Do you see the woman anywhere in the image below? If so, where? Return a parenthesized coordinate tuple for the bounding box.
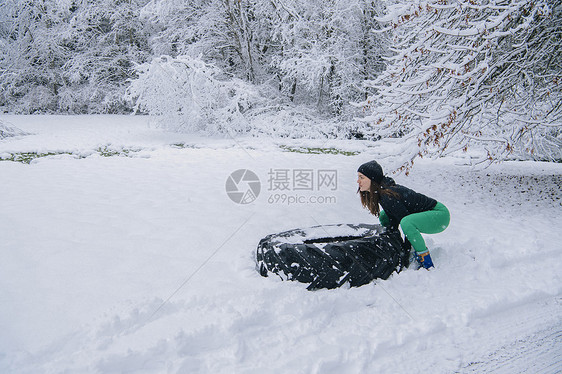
(357, 160, 450, 269)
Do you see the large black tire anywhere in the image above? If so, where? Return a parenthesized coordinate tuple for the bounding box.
(256, 223, 410, 290)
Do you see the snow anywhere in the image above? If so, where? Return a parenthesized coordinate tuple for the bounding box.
(1, 115, 561, 373)
(268, 224, 374, 245)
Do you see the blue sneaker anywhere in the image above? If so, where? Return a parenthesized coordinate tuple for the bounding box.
(415, 251, 434, 269)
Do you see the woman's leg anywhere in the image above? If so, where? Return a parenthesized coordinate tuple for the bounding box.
(399, 202, 450, 253)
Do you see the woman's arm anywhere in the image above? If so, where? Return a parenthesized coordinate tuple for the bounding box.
(379, 210, 390, 227)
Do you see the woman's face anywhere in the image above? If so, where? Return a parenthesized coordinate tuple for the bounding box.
(357, 172, 371, 192)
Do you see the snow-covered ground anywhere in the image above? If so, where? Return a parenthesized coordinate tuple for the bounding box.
(1, 115, 561, 373)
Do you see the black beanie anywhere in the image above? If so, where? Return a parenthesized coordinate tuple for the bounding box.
(357, 160, 384, 184)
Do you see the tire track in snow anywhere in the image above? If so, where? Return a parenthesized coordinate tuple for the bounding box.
(460, 327, 561, 373)
(457, 297, 562, 374)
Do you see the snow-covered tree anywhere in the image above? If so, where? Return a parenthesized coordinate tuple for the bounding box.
(359, 0, 562, 167)
(0, 0, 151, 113)
(271, 0, 386, 115)
(59, 0, 152, 113)
(126, 55, 262, 133)
(0, 0, 70, 112)
(139, 0, 387, 117)
(140, 0, 212, 57)
(140, 0, 275, 84)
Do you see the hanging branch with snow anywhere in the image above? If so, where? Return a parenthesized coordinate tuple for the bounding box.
(359, 0, 561, 168)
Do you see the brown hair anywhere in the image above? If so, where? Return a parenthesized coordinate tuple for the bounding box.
(358, 181, 399, 216)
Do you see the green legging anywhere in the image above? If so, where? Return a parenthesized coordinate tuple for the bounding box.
(380, 202, 450, 253)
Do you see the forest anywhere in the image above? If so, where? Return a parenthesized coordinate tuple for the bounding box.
(1, 0, 560, 163)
